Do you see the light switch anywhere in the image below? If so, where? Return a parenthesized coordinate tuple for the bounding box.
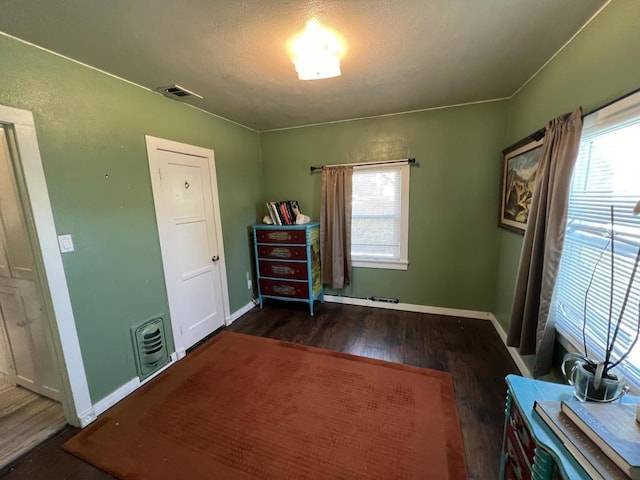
(58, 234, 75, 253)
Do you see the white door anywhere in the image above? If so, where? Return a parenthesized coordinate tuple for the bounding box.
(146, 136, 229, 353)
(0, 126, 61, 401)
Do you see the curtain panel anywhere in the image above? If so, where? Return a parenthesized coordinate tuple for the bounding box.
(320, 166, 353, 289)
(507, 108, 583, 377)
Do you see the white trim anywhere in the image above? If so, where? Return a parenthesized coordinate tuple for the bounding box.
(324, 295, 493, 320)
(0, 104, 92, 427)
(351, 163, 410, 269)
(352, 260, 408, 270)
(325, 295, 532, 377)
(0, 32, 257, 134)
(226, 299, 258, 325)
(92, 352, 179, 418)
(488, 314, 532, 378)
(91, 377, 138, 418)
(145, 135, 231, 354)
(510, 0, 612, 98)
(260, 97, 510, 132)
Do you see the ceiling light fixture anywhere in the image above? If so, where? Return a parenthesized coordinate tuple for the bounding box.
(290, 18, 343, 81)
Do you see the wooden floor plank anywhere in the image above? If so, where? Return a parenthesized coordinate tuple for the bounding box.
(0, 302, 518, 479)
(0, 381, 66, 470)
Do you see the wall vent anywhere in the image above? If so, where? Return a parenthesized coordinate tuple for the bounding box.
(131, 317, 169, 380)
(369, 296, 399, 304)
(157, 84, 203, 100)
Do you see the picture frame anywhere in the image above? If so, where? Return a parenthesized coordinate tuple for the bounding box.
(499, 129, 545, 233)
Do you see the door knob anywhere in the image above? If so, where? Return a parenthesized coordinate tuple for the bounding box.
(212, 255, 220, 262)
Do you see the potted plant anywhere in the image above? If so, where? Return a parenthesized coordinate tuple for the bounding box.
(561, 203, 640, 402)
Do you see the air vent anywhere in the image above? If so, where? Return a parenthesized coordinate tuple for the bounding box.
(131, 317, 169, 380)
(157, 84, 203, 100)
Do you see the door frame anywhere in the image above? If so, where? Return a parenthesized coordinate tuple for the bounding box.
(145, 135, 231, 356)
(0, 104, 92, 426)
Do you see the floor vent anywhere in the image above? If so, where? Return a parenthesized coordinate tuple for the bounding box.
(157, 84, 203, 100)
(131, 318, 169, 380)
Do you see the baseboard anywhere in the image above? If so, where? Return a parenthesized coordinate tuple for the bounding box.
(323, 295, 530, 377)
(324, 295, 493, 321)
(87, 300, 260, 425)
(78, 407, 97, 427)
(92, 377, 139, 418)
(488, 314, 531, 378)
(87, 300, 261, 425)
(91, 352, 179, 420)
(226, 299, 258, 325)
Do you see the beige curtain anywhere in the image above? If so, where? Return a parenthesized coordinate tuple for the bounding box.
(507, 108, 583, 377)
(320, 166, 353, 288)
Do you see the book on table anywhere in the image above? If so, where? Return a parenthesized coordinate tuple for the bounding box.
(533, 401, 628, 480)
(560, 401, 640, 479)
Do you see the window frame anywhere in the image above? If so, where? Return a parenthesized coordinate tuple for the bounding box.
(350, 163, 410, 270)
(552, 90, 640, 393)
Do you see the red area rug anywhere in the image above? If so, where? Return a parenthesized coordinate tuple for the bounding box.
(64, 332, 467, 479)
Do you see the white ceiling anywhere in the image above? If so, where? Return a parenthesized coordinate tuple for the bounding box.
(0, 0, 606, 131)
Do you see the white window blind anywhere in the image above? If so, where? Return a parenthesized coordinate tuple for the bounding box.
(553, 91, 640, 390)
(351, 164, 409, 269)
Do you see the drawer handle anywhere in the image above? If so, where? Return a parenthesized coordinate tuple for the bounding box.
(267, 232, 292, 241)
(272, 265, 295, 275)
(506, 452, 519, 469)
(271, 248, 292, 258)
(509, 415, 522, 432)
(272, 285, 296, 295)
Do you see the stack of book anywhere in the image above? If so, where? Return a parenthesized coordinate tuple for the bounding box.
(534, 400, 640, 479)
(266, 200, 301, 225)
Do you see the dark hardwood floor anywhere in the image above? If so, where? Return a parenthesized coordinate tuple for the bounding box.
(0, 301, 518, 479)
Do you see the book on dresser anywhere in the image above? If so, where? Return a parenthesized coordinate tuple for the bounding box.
(265, 200, 301, 226)
(560, 401, 640, 479)
(533, 401, 628, 480)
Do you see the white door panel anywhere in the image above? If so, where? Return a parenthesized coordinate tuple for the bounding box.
(0, 127, 61, 401)
(0, 133, 35, 282)
(147, 137, 228, 352)
(176, 220, 211, 275)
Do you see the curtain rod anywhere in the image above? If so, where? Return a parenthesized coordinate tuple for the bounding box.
(582, 86, 640, 118)
(310, 158, 416, 173)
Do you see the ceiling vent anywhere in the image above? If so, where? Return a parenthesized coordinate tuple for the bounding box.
(157, 84, 203, 100)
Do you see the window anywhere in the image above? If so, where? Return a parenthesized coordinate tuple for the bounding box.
(552, 91, 640, 389)
(351, 163, 409, 269)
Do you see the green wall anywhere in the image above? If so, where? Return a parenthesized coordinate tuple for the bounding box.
(261, 101, 508, 311)
(494, 0, 640, 331)
(0, 34, 262, 402)
(4, 0, 639, 404)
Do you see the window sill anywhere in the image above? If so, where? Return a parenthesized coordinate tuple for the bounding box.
(352, 259, 408, 270)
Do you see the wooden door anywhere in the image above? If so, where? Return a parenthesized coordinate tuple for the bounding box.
(146, 137, 227, 352)
(0, 127, 61, 401)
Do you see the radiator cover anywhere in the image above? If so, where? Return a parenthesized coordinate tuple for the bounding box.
(131, 317, 169, 380)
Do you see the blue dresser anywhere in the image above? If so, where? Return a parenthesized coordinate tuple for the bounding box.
(500, 374, 638, 479)
(252, 223, 323, 315)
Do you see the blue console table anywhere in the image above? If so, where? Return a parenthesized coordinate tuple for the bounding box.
(500, 374, 638, 479)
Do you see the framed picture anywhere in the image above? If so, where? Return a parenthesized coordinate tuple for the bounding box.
(499, 130, 545, 233)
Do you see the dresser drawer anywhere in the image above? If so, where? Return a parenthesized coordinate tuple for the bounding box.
(504, 423, 531, 480)
(509, 401, 535, 466)
(259, 279, 309, 299)
(259, 260, 308, 280)
(256, 229, 306, 244)
(257, 245, 307, 260)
